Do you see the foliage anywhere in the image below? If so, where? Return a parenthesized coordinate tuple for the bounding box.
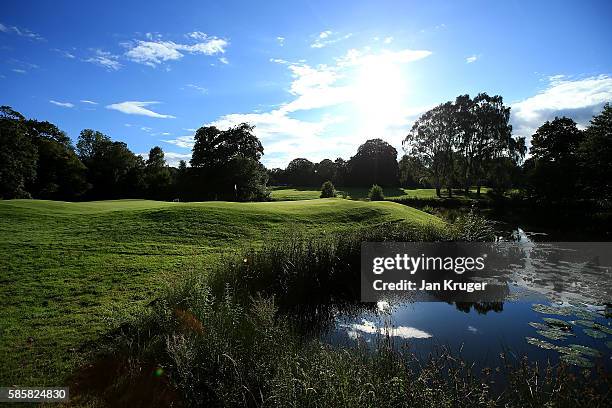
(579, 103, 612, 201)
(183, 123, 269, 201)
(144, 146, 173, 200)
(368, 184, 385, 201)
(285, 158, 316, 186)
(31, 138, 88, 199)
(524, 117, 584, 203)
(348, 138, 399, 187)
(320, 180, 336, 198)
(403, 93, 524, 197)
(77, 129, 146, 199)
(0, 106, 37, 198)
(399, 154, 428, 188)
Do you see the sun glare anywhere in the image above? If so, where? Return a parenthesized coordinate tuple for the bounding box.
(352, 58, 408, 133)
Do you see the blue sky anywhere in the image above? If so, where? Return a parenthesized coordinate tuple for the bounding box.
(2, 0, 611, 167)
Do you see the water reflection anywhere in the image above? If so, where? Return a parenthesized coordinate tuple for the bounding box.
(317, 229, 610, 369)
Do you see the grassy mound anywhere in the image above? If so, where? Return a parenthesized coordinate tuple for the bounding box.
(0, 198, 440, 386)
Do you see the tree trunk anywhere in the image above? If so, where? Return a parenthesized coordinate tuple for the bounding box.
(476, 184, 481, 196)
(448, 186, 453, 197)
(436, 186, 441, 197)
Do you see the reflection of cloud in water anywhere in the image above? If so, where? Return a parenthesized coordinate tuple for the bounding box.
(376, 301, 389, 312)
(467, 325, 479, 334)
(342, 319, 432, 339)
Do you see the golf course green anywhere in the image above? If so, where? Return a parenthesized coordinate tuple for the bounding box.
(0, 198, 440, 386)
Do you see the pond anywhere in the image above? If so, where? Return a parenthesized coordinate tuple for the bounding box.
(322, 225, 612, 370)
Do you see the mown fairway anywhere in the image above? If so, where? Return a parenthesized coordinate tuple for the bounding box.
(270, 186, 490, 201)
(0, 198, 440, 386)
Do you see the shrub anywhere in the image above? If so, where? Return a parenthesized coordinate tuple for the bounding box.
(368, 184, 385, 201)
(320, 180, 336, 198)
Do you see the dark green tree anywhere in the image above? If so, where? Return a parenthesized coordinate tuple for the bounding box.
(285, 158, 316, 186)
(578, 103, 612, 200)
(30, 138, 88, 199)
(145, 146, 172, 200)
(0, 106, 37, 198)
(398, 155, 427, 188)
(403, 103, 455, 196)
(191, 123, 263, 168)
(189, 123, 268, 201)
(315, 159, 337, 185)
(348, 139, 399, 187)
(77, 129, 145, 199)
(525, 117, 584, 203)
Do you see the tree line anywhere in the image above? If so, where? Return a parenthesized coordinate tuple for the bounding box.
(1, 98, 610, 204)
(0, 106, 268, 201)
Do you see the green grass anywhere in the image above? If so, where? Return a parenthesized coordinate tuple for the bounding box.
(271, 186, 490, 201)
(0, 198, 440, 387)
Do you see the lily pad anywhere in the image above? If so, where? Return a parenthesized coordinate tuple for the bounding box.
(606, 341, 612, 349)
(567, 344, 603, 358)
(583, 328, 607, 339)
(543, 317, 572, 330)
(593, 323, 612, 335)
(570, 308, 600, 320)
(528, 322, 550, 330)
(560, 353, 594, 368)
(572, 320, 596, 328)
(526, 337, 557, 350)
(537, 329, 574, 341)
(532, 304, 572, 316)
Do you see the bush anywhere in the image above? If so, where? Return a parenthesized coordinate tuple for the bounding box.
(368, 184, 385, 201)
(320, 180, 336, 198)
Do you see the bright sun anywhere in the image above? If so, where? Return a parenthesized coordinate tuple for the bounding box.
(352, 58, 408, 133)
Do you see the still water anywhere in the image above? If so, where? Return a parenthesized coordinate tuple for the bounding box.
(324, 227, 612, 370)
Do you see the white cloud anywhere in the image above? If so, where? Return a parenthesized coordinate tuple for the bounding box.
(210, 47, 433, 167)
(125, 41, 182, 66)
(383, 36, 393, 44)
(80, 100, 98, 105)
(138, 151, 190, 167)
(106, 101, 176, 118)
(185, 84, 208, 94)
(466, 54, 478, 63)
(49, 100, 74, 108)
(125, 33, 228, 67)
(341, 320, 432, 340)
(511, 74, 612, 148)
(276, 36, 285, 46)
(336, 48, 432, 67)
(140, 126, 153, 132)
(218, 57, 229, 64)
(52, 48, 75, 59)
(85, 49, 122, 71)
(163, 152, 192, 167)
(311, 31, 352, 48)
(12, 68, 26, 74)
(0, 22, 44, 41)
(162, 135, 195, 149)
(186, 31, 208, 41)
